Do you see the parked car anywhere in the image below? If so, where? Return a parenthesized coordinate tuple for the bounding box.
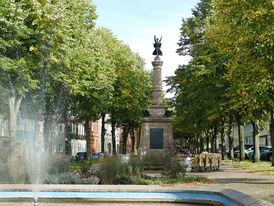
(75, 152, 87, 161)
(91, 152, 103, 159)
(247, 146, 272, 160)
(75, 152, 103, 161)
(260, 149, 272, 161)
(234, 144, 253, 158)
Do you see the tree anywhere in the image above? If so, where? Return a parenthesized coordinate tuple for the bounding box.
(0, 0, 97, 159)
(167, 0, 232, 154)
(206, 0, 273, 164)
(109, 43, 151, 155)
(67, 27, 117, 158)
(0, 0, 42, 157)
(118, 54, 152, 154)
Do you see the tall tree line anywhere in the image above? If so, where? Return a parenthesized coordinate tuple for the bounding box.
(0, 0, 152, 163)
(167, 0, 273, 165)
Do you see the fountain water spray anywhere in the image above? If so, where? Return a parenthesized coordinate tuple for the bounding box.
(23, 136, 49, 206)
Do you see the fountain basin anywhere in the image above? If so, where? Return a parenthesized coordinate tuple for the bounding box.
(0, 184, 269, 206)
(0, 191, 237, 206)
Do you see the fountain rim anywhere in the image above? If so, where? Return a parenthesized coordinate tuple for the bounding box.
(0, 184, 269, 206)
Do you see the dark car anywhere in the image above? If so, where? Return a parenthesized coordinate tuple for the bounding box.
(260, 149, 272, 161)
(75, 152, 87, 161)
(247, 146, 272, 160)
(91, 152, 103, 159)
(75, 152, 103, 161)
(234, 144, 253, 158)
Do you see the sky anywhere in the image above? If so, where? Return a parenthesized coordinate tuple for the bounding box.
(92, 0, 200, 96)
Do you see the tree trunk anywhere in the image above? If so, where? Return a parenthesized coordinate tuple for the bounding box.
(211, 128, 217, 153)
(8, 94, 22, 158)
(236, 117, 245, 161)
(100, 113, 106, 153)
(220, 119, 225, 160)
(239, 125, 245, 161)
(84, 119, 91, 160)
(194, 134, 198, 153)
(206, 132, 210, 153)
(251, 120, 259, 162)
(270, 110, 274, 166)
(122, 126, 130, 154)
(236, 113, 245, 161)
(199, 133, 204, 153)
(131, 128, 135, 153)
(228, 116, 234, 160)
(63, 100, 71, 156)
(111, 120, 116, 155)
(64, 118, 71, 156)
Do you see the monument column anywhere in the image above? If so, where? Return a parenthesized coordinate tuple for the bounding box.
(138, 36, 173, 160)
(152, 59, 163, 105)
(149, 58, 165, 118)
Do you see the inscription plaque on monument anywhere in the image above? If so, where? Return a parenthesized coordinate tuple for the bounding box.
(150, 128, 163, 149)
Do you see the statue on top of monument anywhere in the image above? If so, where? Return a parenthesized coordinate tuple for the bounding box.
(153, 35, 162, 57)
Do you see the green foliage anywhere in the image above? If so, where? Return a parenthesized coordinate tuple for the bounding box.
(167, 0, 273, 157)
(48, 159, 69, 175)
(131, 176, 209, 185)
(128, 156, 144, 175)
(166, 0, 231, 151)
(79, 160, 92, 174)
(204, 0, 273, 162)
(69, 159, 99, 171)
(0, 0, 98, 160)
(43, 172, 100, 184)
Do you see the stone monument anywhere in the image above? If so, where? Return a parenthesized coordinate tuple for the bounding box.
(138, 36, 173, 160)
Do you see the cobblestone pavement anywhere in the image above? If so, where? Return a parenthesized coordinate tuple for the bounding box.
(187, 162, 274, 204)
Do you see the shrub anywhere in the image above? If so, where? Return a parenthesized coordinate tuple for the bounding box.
(100, 156, 121, 184)
(0, 159, 11, 183)
(48, 158, 69, 174)
(163, 141, 186, 178)
(128, 156, 144, 176)
(43, 172, 100, 184)
(113, 176, 133, 184)
(79, 160, 92, 174)
(100, 155, 144, 184)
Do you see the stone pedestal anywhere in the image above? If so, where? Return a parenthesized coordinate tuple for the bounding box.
(138, 57, 173, 160)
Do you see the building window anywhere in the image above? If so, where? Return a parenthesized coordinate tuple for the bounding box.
(72, 124, 77, 133)
(108, 143, 111, 154)
(59, 125, 64, 133)
(52, 144, 56, 153)
(57, 144, 63, 152)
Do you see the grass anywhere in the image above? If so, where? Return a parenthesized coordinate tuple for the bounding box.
(225, 160, 274, 175)
(131, 176, 210, 185)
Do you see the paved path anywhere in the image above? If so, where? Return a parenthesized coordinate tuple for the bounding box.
(187, 162, 274, 204)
